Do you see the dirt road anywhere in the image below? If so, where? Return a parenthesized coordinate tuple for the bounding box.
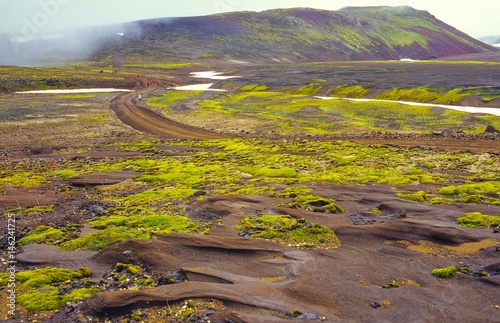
(110, 83, 226, 140)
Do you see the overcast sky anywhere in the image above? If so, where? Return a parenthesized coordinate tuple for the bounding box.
(1, 0, 498, 38)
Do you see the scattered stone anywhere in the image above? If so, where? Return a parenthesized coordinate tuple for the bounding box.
(89, 204, 106, 216)
(349, 213, 375, 225)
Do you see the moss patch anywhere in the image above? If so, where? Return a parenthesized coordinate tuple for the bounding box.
(456, 212, 500, 228)
(432, 266, 459, 279)
(0, 266, 96, 312)
(236, 214, 341, 249)
(439, 181, 500, 196)
(279, 194, 344, 213)
(17, 286, 99, 311)
(59, 215, 205, 251)
(18, 225, 80, 246)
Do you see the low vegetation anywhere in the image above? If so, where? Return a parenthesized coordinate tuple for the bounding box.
(431, 266, 459, 279)
(456, 212, 500, 228)
(236, 214, 341, 249)
(150, 87, 500, 134)
(0, 266, 96, 311)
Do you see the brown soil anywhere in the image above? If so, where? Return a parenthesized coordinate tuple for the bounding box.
(109, 83, 226, 140)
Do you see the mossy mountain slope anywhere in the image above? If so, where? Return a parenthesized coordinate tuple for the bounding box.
(115, 6, 494, 63)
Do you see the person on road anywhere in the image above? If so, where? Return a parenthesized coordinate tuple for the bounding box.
(138, 94, 142, 101)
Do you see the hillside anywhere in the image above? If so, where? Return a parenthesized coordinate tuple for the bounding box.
(103, 6, 496, 64)
(1, 6, 496, 66)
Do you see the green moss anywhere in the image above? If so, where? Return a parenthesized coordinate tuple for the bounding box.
(22, 205, 55, 215)
(432, 266, 459, 279)
(274, 185, 312, 198)
(17, 286, 63, 311)
(190, 85, 499, 134)
(439, 181, 500, 196)
(235, 185, 277, 196)
(0, 266, 92, 289)
(382, 280, 402, 288)
(456, 212, 500, 228)
(330, 85, 370, 98)
(126, 264, 141, 275)
(395, 190, 453, 204)
(49, 169, 78, 179)
(280, 194, 343, 213)
(289, 85, 323, 96)
(63, 286, 99, 302)
(236, 214, 341, 249)
(59, 215, 203, 251)
(17, 286, 99, 311)
(148, 91, 203, 113)
(374, 87, 463, 104)
(18, 225, 79, 246)
(239, 84, 270, 92)
(182, 308, 195, 318)
(0, 172, 47, 188)
(239, 166, 296, 179)
(59, 227, 147, 251)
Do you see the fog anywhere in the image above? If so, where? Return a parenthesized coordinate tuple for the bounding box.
(0, 0, 151, 66)
(0, 22, 145, 66)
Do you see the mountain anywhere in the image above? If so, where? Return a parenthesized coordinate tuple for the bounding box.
(2, 6, 496, 66)
(102, 6, 497, 63)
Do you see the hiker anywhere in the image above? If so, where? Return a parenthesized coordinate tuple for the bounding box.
(138, 94, 142, 101)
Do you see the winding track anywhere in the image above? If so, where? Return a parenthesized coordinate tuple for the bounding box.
(110, 82, 225, 140)
(110, 79, 500, 152)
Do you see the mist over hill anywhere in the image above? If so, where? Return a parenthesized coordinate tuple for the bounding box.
(480, 35, 500, 47)
(1, 6, 496, 66)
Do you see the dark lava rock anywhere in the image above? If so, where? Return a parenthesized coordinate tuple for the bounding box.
(349, 213, 375, 225)
(485, 125, 500, 133)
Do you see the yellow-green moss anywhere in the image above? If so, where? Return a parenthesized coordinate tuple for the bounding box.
(456, 212, 500, 228)
(280, 194, 344, 213)
(59, 215, 204, 251)
(18, 225, 79, 246)
(0, 266, 92, 290)
(330, 85, 370, 98)
(236, 214, 341, 249)
(239, 84, 270, 92)
(439, 181, 500, 196)
(17, 286, 99, 311)
(432, 266, 458, 279)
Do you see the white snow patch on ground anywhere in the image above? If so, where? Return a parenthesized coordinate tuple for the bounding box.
(190, 71, 241, 80)
(174, 83, 227, 91)
(314, 97, 500, 116)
